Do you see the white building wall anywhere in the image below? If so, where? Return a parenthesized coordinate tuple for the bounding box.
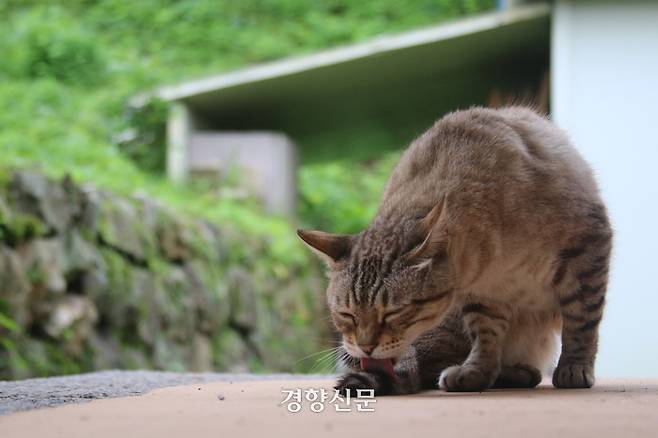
(189, 132, 297, 214)
(552, 0, 658, 377)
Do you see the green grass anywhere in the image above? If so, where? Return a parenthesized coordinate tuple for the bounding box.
(0, 0, 495, 241)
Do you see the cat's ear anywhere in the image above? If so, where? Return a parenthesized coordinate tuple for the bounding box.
(405, 197, 449, 263)
(297, 230, 353, 266)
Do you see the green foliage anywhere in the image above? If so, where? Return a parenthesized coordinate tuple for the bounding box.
(0, 312, 19, 333)
(0, 0, 494, 242)
(1, 0, 494, 82)
(299, 153, 400, 233)
(118, 98, 169, 174)
(0, 6, 107, 86)
(0, 1, 495, 377)
(2, 211, 48, 245)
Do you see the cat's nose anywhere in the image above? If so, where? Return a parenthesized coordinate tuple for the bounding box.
(359, 344, 376, 356)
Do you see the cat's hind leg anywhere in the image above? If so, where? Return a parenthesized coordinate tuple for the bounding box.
(552, 212, 612, 388)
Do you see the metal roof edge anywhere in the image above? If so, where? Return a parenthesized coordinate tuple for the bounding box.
(134, 3, 550, 106)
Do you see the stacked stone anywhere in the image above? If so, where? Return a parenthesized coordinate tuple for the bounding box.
(0, 171, 327, 380)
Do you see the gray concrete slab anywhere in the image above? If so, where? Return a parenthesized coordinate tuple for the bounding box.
(0, 370, 333, 415)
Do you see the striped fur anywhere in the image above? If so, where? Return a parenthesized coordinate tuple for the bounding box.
(299, 107, 612, 393)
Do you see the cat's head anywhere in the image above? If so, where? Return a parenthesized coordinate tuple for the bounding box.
(298, 199, 454, 361)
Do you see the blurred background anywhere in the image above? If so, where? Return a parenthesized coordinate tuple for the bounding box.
(0, 0, 656, 381)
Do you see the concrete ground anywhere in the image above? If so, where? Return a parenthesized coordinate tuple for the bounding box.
(1, 374, 657, 438)
(0, 371, 332, 415)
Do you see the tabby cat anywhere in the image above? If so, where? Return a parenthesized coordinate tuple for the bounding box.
(298, 107, 611, 393)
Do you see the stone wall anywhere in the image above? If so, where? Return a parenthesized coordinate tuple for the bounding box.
(0, 170, 329, 379)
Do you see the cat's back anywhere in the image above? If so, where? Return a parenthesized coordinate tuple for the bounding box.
(381, 106, 600, 217)
(476, 106, 600, 202)
(397, 106, 592, 185)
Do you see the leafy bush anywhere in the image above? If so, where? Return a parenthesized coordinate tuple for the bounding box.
(299, 153, 400, 234)
(0, 7, 107, 86)
(0, 0, 495, 251)
(118, 98, 169, 174)
(0, 1, 496, 376)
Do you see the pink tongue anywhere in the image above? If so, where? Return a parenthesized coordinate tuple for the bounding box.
(360, 358, 397, 380)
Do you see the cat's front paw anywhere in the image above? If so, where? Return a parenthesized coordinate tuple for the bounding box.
(335, 370, 394, 396)
(552, 362, 594, 388)
(438, 364, 496, 392)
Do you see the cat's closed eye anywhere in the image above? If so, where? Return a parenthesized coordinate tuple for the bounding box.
(382, 308, 405, 324)
(337, 312, 356, 325)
